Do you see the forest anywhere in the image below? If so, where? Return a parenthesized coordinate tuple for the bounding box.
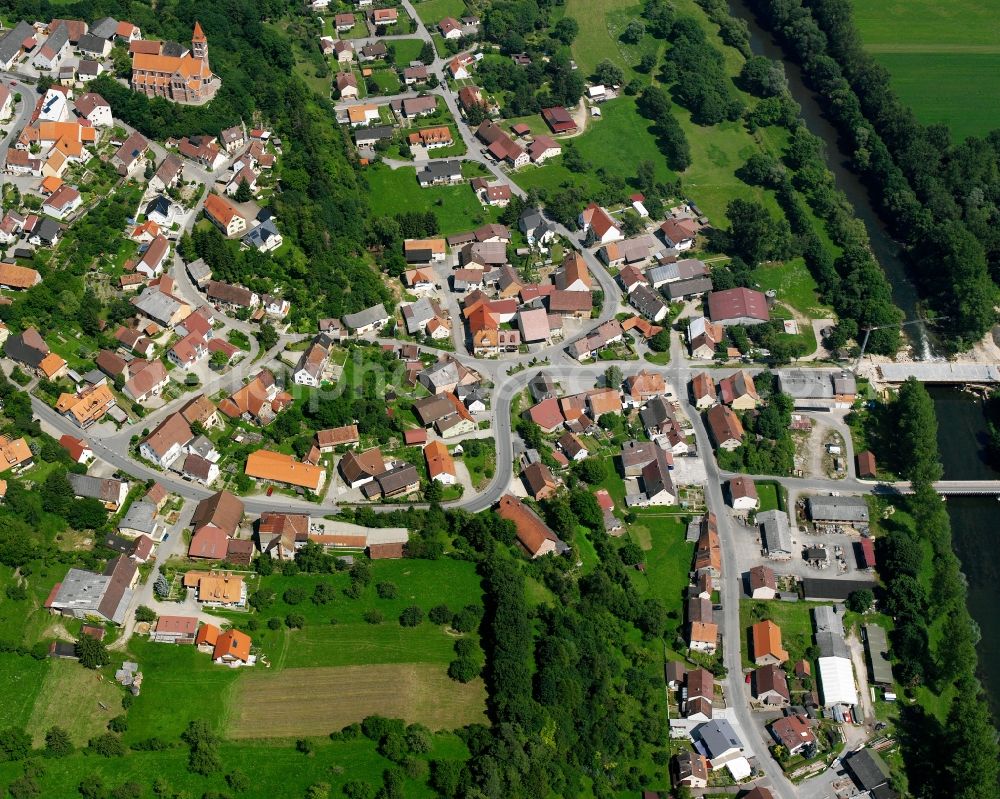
(746, 0, 999, 350)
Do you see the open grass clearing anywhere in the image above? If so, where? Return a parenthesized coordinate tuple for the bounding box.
(366, 164, 501, 235)
(392, 38, 427, 65)
(26, 659, 121, 746)
(631, 514, 692, 640)
(752, 257, 832, 319)
(566, 0, 661, 81)
(412, 0, 467, 27)
(229, 663, 487, 737)
(0, 654, 48, 729)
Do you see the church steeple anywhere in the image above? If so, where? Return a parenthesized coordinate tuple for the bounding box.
(191, 21, 208, 64)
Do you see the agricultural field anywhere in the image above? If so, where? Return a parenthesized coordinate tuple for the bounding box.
(229, 663, 487, 736)
(366, 164, 502, 235)
(851, 0, 1000, 140)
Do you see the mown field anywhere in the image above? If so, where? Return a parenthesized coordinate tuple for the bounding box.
(229, 663, 487, 737)
(851, 0, 1000, 140)
(26, 659, 121, 746)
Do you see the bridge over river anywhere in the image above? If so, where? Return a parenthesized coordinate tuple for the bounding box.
(878, 363, 1000, 384)
(873, 481, 1000, 496)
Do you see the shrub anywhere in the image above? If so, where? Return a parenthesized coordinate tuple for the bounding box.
(447, 658, 480, 683)
(283, 586, 307, 605)
(399, 606, 424, 627)
(363, 610, 384, 625)
(376, 581, 398, 600)
(428, 604, 452, 625)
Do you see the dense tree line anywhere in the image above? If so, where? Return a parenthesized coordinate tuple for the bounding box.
(746, 0, 997, 349)
(875, 379, 999, 797)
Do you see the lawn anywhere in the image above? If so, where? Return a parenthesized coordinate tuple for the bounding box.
(752, 257, 833, 320)
(754, 480, 784, 512)
(513, 96, 676, 198)
(630, 514, 692, 640)
(369, 67, 401, 94)
(229, 663, 487, 736)
(851, 0, 1000, 139)
(392, 38, 427, 65)
(0, 653, 49, 729)
(366, 164, 501, 235)
(413, 0, 466, 25)
(122, 639, 243, 744)
(26, 659, 122, 746)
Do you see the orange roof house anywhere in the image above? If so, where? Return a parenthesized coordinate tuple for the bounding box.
(496, 494, 567, 558)
(213, 629, 251, 663)
(0, 436, 33, 473)
(193, 573, 244, 605)
(0, 263, 42, 290)
(55, 384, 115, 427)
(195, 622, 220, 648)
(245, 450, 326, 492)
(751, 620, 789, 666)
(38, 352, 67, 379)
(424, 440, 456, 483)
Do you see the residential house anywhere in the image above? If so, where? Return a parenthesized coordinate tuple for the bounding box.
(314, 424, 360, 452)
(753, 664, 790, 706)
(706, 404, 743, 450)
(695, 719, 744, 770)
(689, 621, 718, 654)
(59, 434, 93, 465)
(629, 284, 668, 322)
(694, 513, 722, 578)
(751, 620, 789, 666)
(726, 476, 759, 511)
(521, 461, 557, 500)
(659, 217, 699, 250)
(111, 131, 148, 176)
(55, 384, 116, 428)
(558, 431, 588, 461)
(770, 715, 816, 757)
(0, 436, 33, 474)
(41, 184, 81, 219)
(690, 372, 717, 409)
(123, 360, 169, 403)
(674, 751, 709, 790)
(293, 341, 328, 387)
(719, 370, 759, 409)
(73, 92, 112, 127)
(364, 463, 420, 500)
(3, 328, 49, 370)
(217, 370, 291, 425)
(688, 316, 724, 359)
(424, 440, 456, 484)
(343, 303, 389, 335)
(496, 494, 568, 558)
(68, 474, 128, 511)
(203, 193, 247, 237)
(624, 370, 666, 406)
(527, 135, 561, 163)
(151, 615, 199, 644)
(339, 448, 386, 489)
(748, 565, 777, 599)
(191, 491, 244, 537)
(139, 412, 193, 468)
(578, 202, 622, 244)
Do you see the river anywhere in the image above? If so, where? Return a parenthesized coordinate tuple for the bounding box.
(928, 387, 1000, 719)
(723, 0, 1000, 718)
(727, 0, 936, 359)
